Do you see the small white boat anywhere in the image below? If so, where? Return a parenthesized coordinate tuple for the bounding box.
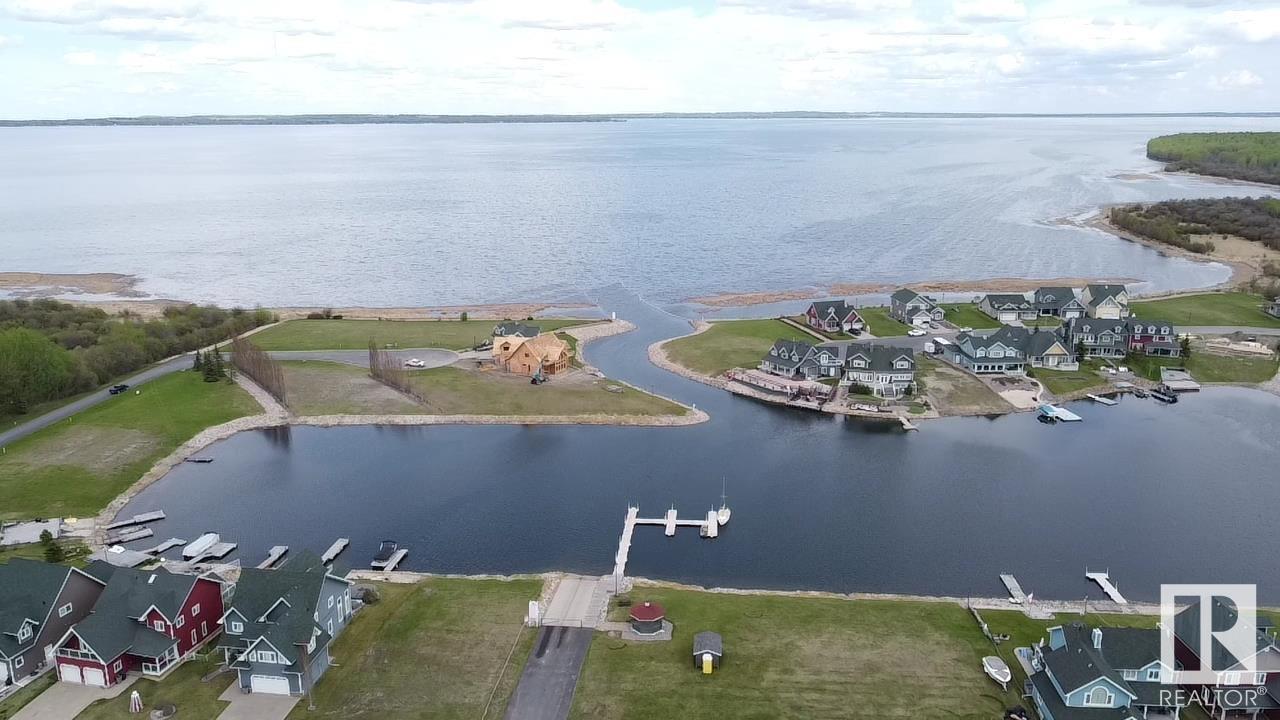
(717, 479, 731, 526)
(182, 532, 220, 560)
(982, 656, 1012, 690)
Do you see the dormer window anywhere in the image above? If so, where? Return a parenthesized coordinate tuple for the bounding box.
(17, 624, 31, 642)
(153, 620, 165, 632)
(229, 621, 243, 634)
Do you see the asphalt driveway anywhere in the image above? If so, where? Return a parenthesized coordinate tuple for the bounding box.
(217, 683, 299, 720)
(10, 676, 137, 720)
(504, 626, 593, 720)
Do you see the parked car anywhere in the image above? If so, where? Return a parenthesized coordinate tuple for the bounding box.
(109, 384, 130, 395)
(404, 358, 426, 368)
(907, 328, 927, 337)
(959, 326, 973, 333)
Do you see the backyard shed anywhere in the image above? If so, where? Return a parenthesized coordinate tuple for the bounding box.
(629, 601, 666, 636)
(692, 631, 723, 671)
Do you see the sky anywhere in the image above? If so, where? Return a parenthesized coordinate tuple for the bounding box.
(0, 0, 1276, 119)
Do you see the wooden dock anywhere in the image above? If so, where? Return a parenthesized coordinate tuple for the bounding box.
(257, 545, 289, 569)
(615, 504, 724, 579)
(105, 527, 153, 545)
(139, 538, 185, 555)
(999, 573, 1029, 604)
(372, 548, 408, 572)
(1087, 394, 1118, 406)
(899, 416, 919, 431)
(1086, 570, 1128, 604)
(104, 510, 165, 531)
(321, 538, 349, 564)
(190, 542, 237, 563)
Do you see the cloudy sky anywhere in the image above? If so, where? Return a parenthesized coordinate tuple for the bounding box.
(0, 0, 1275, 119)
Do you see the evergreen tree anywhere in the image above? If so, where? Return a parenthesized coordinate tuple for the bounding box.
(40, 529, 64, 563)
(1180, 337, 1192, 359)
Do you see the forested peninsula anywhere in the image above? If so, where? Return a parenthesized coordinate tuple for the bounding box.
(1147, 132, 1280, 186)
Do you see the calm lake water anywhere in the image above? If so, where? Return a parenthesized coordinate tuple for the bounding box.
(7, 117, 1280, 307)
(119, 288, 1280, 603)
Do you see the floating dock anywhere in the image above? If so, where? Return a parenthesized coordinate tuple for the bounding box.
(1000, 573, 1029, 604)
(189, 542, 237, 563)
(104, 510, 165, 531)
(321, 538, 349, 564)
(615, 504, 726, 579)
(257, 545, 289, 569)
(139, 538, 185, 555)
(899, 416, 919, 431)
(90, 545, 153, 568)
(1086, 394, 1118, 406)
(105, 527, 153, 545)
(372, 548, 408, 571)
(1038, 404, 1082, 422)
(1086, 570, 1128, 604)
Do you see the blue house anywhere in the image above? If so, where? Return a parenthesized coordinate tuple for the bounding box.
(216, 553, 352, 696)
(1024, 622, 1182, 719)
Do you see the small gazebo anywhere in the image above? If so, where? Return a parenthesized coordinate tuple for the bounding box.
(693, 631, 723, 673)
(629, 601, 666, 636)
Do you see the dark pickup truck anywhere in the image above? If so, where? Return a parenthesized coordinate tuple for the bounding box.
(108, 384, 130, 395)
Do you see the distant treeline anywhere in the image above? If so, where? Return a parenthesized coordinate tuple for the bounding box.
(3, 112, 1280, 128)
(0, 300, 275, 415)
(1147, 132, 1280, 186)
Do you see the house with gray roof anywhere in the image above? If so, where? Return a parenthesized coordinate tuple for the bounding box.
(1268, 300, 1280, 319)
(843, 344, 915, 398)
(804, 300, 864, 334)
(53, 563, 224, 688)
(951, 327, 1078, 374)
(493, 322, 541, 339)
(1065, 318, 1131, 358)
(1035, 287, 1086, 319)
(889, 289, 944, 327)
(980, 294, 1038, 323)
(1172, 597, 1280, 718)
(1024, 622, 1182, 720)
(216, 552, 352, 696)
(0, 559, 106, 689)
(1082, 284, 1131, 320)
(759, 340, 845, 380)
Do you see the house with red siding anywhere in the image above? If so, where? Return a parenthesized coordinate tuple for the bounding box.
(52, 562, 223, 688)
(804, 300, 864, 335)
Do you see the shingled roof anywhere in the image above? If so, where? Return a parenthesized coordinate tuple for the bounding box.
(219, 552, 344, 669)
(0, 559, 87, 658)
(493, 322, 541, 338)
(70, 566, 203, 661)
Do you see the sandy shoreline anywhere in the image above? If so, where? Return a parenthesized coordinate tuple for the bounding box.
(0, 271, 145, 297)
(687, 275, 1141, 308)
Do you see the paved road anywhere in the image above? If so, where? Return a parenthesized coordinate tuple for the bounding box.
(1182, 326, 1280, 337)
(0, 347, 459, 449)
(504, 626, 593, 720)
(0, 356, 191, 449)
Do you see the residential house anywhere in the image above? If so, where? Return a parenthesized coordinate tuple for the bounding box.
(493, 333, 572, 376)
(951, 327, 1078, 375)
(759, 340, 844, 380)
(0, 559, 107, 688)
(804, 300, 864, 335)
(889, 289, 944, 327)
(1035, 287, 1087, 319)
(1082, 284, 1131, 320)
(493, 322, 541, 338)
(1126, 319, 1181, 357)
(54, 563, 223, 688)
(1065, 318, 1181, 359)
(217, 553, 353, 696)
(844, 344, 915, 398)
(1265, 300, 1280, 319)
(1025, 622, 1182, 720)
(980, 294, 1038, 323)
(1173, 597, 1280, 718)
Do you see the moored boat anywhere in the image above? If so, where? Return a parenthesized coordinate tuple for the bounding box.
(182, 532, 220, 559)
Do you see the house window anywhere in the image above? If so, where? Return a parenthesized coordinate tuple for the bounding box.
(1224, 671, 1241, 685)
(1122, 670, 1138, 681)
(327, 619, 334, 635)
(18, 625, 31, 641)
(229, 621, 243, 634)
(257, 650, 276, 663)
(59, 603, 74, 618)
(328, 596, 335, 609)
(14, 657, 23, 669)
(1084, 687, 1113, 706)
(114, 660, 124, 672)
(153, 620, 165, 632)
(176, 616, 185, 628)
(191, 604, 200, 617)
(1146, 668, 1161, 681)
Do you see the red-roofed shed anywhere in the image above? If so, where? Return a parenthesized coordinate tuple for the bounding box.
(629, 601, 666, 635)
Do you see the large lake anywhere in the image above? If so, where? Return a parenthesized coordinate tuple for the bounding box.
(118, 287, 1280, 603)
(6, 117, 1280, 307)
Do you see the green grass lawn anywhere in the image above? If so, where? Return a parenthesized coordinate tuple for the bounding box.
(75, 655, 231, 720)
(573, 589, 1021, 720)
(0, 371, 260, 522)
(857, 307, 914, 337)
(0, 539, 90, 566)
(1130, 292, 1280, 328)
(662, 319, 815, 377)
(938, 304, 1001, 329)
(250, 318, 592, 351)
(408, 366, 687, 417)
(1034, 361, 1109, 396)
(0, 674, 55, 720)
(785, 317, 848, 341)
(292, 578, 538, 720)
(1127, 351, 1280, 383)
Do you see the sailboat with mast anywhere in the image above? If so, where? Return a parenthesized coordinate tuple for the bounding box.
(717, 478, 731, 526)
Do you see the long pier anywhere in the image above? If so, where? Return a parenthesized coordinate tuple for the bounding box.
(321, 538, 349, 564)
(1087, 393, 1118, 406)
(373, 548, 408, 572)
(105, 527, 153, 545)
(104, 511, 165, 531)
(614, 504, 722, 580)
(999, 573, 1028, 603)
(1086, 569, 1128, 604)
(139, 538, 185, 555)
(257, 545, 289, 569)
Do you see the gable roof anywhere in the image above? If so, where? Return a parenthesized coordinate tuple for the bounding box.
(70, 567, 206, 661)
(845, 343, 915, 372)
(0, 559, 79, 657)
(1035, 287, 1081, 309)
(1174, 597, 1276, 672)
(693, 631, 723, 657)
(1085, 284, 1128, 307)
(808, 300, 859, 322)
(764, 339, 816, 371)
(217, 552, 347, 666)
(1067, 317, 1129, 337)
(1042, 624, 1136, 700)
(1030, 673, 1137, 720)
(493, 322, 541, 338)
(513, 333, 570, 363)
(890, 288, 935, 308)
(984, 293, 1033, 309)
(1093, 627, 1162, 671)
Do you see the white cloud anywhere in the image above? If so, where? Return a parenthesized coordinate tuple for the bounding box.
(954, 0, 1026, 22)
(64, 49, 99, 64)
(1213, 9, 1280, 43)
(1214, 69, 1262, 89)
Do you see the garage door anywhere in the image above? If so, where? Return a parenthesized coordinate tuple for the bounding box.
(998, 312, 1016, 323)
(250, 675, 292, 695)
(59, 664, 83, 683)
(82, 667, 107, 687)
